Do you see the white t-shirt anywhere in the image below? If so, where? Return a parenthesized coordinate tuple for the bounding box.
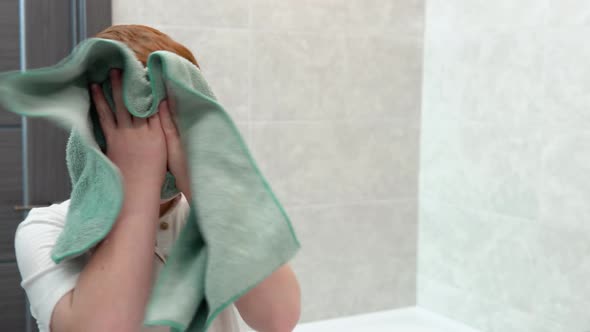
(14, 193, 242, 332)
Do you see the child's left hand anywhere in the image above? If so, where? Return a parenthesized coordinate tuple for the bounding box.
(158, 99, 192, 201)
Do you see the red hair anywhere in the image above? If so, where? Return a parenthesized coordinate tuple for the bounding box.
(94, 24, 199, 68)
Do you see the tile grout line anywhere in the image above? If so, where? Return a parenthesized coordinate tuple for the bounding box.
(153, 24, 420, 39)
(248, 119, 423, 126)
(284, 197, 416, 210)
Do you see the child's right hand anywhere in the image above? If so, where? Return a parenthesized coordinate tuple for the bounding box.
(90, 68, 167, 195)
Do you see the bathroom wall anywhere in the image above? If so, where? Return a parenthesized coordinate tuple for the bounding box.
(419, 1, 590, 331)
(113, 0, 424, 323)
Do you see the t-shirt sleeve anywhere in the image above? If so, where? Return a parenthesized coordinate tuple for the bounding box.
(14, 205, 87, 332)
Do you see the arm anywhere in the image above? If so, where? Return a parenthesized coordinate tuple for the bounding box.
(51, 68, 169, 332)
(159, 100, 301, 332)
(235, 264, 301, 332)
(51, 190, 161, 332)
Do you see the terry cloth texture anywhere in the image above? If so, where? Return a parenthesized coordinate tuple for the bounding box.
(0, 38, 300, 332)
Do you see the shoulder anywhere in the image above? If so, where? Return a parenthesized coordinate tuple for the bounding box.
(17, 199, 70, 232)
(14, 200, 69, 256)
(14, 199, 72, 281)
(13, 198, 87, 330)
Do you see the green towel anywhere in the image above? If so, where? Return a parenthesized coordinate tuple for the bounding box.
(0, 38, 300, 331)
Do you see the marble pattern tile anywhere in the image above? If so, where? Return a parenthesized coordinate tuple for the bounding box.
(424, 0, 549, 33)
(465, 30, 546, 127)
(548, 0, 590, 26)
(418, 277, 567, 332)
(420, 122, 542, 220)
(418, 197, 538, 312)
(419, 195, 590, 331)
(543, 26, 590, 126)
(526, 225, 590, 328)
(421, 26, 545, 128)
(420, 27, 477, 124)
(421, 1, 590, 331)
(539, 130, 590, 233)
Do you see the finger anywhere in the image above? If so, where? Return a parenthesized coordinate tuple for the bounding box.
(158, 100, 179, 139)
(148, 110, 162, 131)
(168, 102, 182, 130)
(110, 68, 132, 127)
(133, 114, 147, 127)
(90, 83, 116, 135)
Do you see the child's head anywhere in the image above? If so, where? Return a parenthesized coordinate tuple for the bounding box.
(94, 25, 195, 206)
(95, 24, 199, 68)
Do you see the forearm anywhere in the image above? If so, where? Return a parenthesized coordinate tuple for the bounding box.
(235, 264, 301, 332)
(175, 175, 192, 202)
(69, 188, 160, 331)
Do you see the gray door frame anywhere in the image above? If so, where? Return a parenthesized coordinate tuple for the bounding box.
(20, 1, 111, 330)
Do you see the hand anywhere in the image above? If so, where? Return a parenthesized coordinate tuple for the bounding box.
(158, 99, 192, 201)
(90, 69, 168, 196)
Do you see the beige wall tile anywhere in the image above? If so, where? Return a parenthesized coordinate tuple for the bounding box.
(153, 27, 250, 121)
(250, 121, 419, 206)
(290, 200, 417, 321)
(251, 0, 424, 36)
(347, 0, 424, 36)
(250, 32, 349, 121)
(113, 0, 249, 28)
(344, 34, 422, 124)
(114, 0, 423, 322)
(251, 0, 349, 32)
(424, 0, 548, 33)
(251, 31, 422, 122)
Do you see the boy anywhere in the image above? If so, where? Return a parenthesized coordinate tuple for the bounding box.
(14, 24, 300, 332)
